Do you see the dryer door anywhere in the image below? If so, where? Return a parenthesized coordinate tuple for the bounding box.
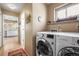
(58, 46, 79, 56)
(37, 39, 53, 56)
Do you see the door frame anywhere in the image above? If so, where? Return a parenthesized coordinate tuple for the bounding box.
(1, 8, 3, 47)
(2, 12, 20, 46)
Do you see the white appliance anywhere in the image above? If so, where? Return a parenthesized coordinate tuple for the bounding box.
(56, 35, 79, 56)
(36, 32, 56, 56)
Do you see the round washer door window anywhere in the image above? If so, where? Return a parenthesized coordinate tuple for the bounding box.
(58, 46, 79, 56)
(37, 39, 53, 56)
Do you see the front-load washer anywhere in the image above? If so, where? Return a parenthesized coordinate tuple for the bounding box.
(36, 32, 56, 56)
(56, 35, 79, 56)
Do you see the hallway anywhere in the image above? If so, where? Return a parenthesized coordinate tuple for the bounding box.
(0, 37, 21, 56)
(0, 3, 31, 56)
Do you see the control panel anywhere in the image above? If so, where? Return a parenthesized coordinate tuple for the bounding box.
(47, 34, 54, 39)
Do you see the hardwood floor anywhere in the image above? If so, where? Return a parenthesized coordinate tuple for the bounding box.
(0, 37, 21, 56)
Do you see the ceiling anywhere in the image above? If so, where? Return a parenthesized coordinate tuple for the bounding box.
(0, 3, 25, 13)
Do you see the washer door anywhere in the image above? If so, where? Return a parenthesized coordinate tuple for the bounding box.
(37, 39, 53, 56)
(58, 46, 79, 56)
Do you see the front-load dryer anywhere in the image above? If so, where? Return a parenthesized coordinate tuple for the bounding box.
(56, 35, 79, 56)
(36, 32, 56, 56)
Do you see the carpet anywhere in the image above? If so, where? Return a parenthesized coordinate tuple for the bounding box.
(8, 48, 29, 56)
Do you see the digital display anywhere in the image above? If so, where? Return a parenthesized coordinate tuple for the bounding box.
(47, 34, 54, 39)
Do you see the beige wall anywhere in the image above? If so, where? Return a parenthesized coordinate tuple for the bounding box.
(32, 3, 47, 55)
(20, 3, 33, 55)
(20, 3, 47, 55)
(24, 4, 33, 56)
(47, 3, 79, 32)
(33, 3, 47, 35)
(47, 3, 62, 21)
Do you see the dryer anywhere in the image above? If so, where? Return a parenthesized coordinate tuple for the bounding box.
(36, 32, 56, 56)
(56, 35, 79, 56)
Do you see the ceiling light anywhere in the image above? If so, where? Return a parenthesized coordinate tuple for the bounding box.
(7, 4, 17, 10)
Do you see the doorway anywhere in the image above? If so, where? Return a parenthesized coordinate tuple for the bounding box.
(3, 14, 19, 46)
(0, 3, 27, 55)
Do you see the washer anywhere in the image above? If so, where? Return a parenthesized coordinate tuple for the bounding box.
(36, 32, 56, 56)
(56, 35, 79, 56)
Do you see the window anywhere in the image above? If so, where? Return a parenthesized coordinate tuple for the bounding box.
(67, 4, 79, 17)
(56, 9, 66, 19)
(3, 14, 18, 37)
(55, 3, 79, 22)
(4, 14, 18, 21)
